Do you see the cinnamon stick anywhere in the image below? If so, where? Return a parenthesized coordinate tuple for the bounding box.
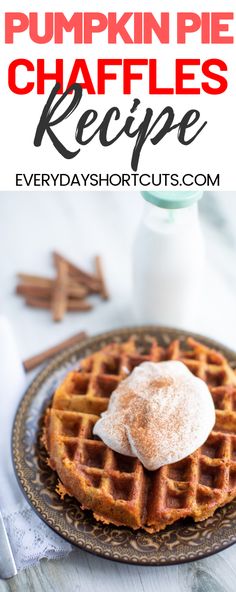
(53, 252, 101, 292)
(17, 252, 108, 322)
(25, 297, 51, 309)
(23, 331, 87, 372)
(95, 255, 109, 300)
(51, 258, 68, 321)
(67, 300, 93, 311)
(26, 296, 93, 312)
(16, 282, 87, 300)
(65, 284, 88, 299)
(16, 284, 51, 300)
(18, 274, 53, 287)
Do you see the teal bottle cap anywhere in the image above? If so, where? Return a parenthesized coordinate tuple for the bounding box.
(141, 191, 203, 209)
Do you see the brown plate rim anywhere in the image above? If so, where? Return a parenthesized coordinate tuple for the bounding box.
(12, 325, 236, 566)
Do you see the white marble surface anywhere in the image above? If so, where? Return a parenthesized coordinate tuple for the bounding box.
(1, 190, 236, 591)
(1, 191, 236, 358)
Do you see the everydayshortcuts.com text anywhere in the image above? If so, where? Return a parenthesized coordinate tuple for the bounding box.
(15, 172, 220, 188)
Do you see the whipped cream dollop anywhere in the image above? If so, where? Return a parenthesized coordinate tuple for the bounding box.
(93, 361, 215, 471)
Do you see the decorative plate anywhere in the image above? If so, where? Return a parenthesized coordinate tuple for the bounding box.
(12, 326, 236, 565)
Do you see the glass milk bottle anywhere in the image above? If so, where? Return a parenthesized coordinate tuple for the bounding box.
(132, 191, 205, 326)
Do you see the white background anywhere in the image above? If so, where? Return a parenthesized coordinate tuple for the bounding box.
(1, 1, 236, 190)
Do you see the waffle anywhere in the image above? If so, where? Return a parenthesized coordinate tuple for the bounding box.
(44, 336, 236, 532)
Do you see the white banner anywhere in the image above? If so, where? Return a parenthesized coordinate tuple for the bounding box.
(1, 0, 236, 190)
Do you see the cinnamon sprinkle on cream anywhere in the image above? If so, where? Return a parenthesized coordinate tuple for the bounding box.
(93, 361, 215, 471)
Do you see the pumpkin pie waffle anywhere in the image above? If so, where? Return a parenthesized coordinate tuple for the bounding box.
(44, 336, 236, 532)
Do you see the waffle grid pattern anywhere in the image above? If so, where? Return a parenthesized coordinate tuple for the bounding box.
(45, 336, 236, 532)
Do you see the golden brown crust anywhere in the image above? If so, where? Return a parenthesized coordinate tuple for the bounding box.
(43, 336, 236, 532)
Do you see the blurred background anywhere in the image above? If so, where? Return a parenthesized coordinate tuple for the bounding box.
(1, 190, 236, 360)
